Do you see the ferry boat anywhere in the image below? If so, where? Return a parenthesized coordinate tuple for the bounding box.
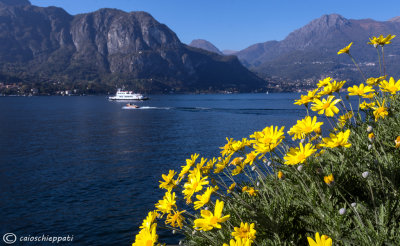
(108, 89, 149, 101)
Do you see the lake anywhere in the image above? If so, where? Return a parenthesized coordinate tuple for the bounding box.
(0, 93, 306, 245)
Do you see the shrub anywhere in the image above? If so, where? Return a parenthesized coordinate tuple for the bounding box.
(132, 34, 400, 246)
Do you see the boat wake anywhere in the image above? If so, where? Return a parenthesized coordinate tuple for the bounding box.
(122, 106, 171, 110)
(122, 106, 303, 116)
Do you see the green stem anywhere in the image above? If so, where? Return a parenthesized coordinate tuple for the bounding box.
(381, 46, 386, 76)
(367, 181, 378, 224)
(376, 47, 382, 76)
(348, 54, 366, 81)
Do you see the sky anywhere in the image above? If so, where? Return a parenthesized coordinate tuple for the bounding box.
(30, 0, 400, 51)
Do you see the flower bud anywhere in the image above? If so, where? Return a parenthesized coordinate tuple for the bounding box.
(368, 144, 372, 150)
(362, 171, 369, 178)
(251, 166, 256, 171)
(172, 230, 176, 234)
(351, 203, 357, 207)
(278, 171, 284, 180)
(367, 125, 373, 132)
(300, 139, 305, 144)
(256, 181, 260, 187)
(339, 208, 346, 215)
(267, 161, 272, 166)
(297, 165, 303, 172)
(368, 133, 375, 142)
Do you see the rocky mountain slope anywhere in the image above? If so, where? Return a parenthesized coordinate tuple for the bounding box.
(0, 0, 264, 93)
(236, 14, 400, 84)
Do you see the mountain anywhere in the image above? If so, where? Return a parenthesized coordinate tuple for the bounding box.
(237, 14, 400, 87)
(188, 39, 223, 55)
(0, 0, 264, 93)
(222, 50, 237, 55)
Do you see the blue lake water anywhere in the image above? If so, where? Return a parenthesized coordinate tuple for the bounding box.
(0, 93, 307, 245)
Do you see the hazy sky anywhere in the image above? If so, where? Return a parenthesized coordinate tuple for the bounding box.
(30, 0, 400, 51)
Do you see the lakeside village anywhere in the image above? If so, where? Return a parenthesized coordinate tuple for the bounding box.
(0, 82, 82, 96)
(0, 77, 324, 96)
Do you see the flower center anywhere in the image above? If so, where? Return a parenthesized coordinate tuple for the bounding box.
(193, 182, 198, 191)
(303, 126, 313, 133)
(239, 229, 249, 238)
(297, 153, 306, 161)
(210, 216, 218, 225)
(389, 86, 397, 93)
(322, 102, 330, 109)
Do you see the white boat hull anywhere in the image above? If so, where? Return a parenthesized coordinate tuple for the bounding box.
(108, 89, 149, 100)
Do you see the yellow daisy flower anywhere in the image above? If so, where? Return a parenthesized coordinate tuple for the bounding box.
(284, 143, 317, 165)
(347, 83, 375, 97)
(178, 153, 199, 178)
(183, 169, 209, 203)
(373, 100, 388, 122)
(337, 42, 353, 55)
(359, 101, 376, 110)
(250, 125, 285, 156)
(324, 174, 334, 185)
(366, 76, 386, 86)
(220, 138, 235, 157)
(155, 191, 176, 214)
(338, 111, 353, 128)
(193, 199, 230, 231)
(294, 89, 319, 106)
(318, 80, 346, 96)
(232, 222, 256, 242)
(132, 223, 158, 246)
(244, 151, 258, 165)
(214, 155, 231, 173)
(244, 187, 258, 196)
(368, 34, 396, 46)
(140, 211, 158, 230)
(288, 116, 324, 140)
(317, 77, 332, 88)
(311, 95, 341, 117)
(166, 209, 186, 229)
(395, 136, 400, 148)
(379, 77, 400, 95)
(223, 238, 252, 246)
(320, 129, 352, 148)
(194, 186, 215, 210)
(227, 183, 236, 193)
(231, 138, 251, 152)
(202, 157, 217, 174)
(307, 232, 332, 246)
(159, 170, 177, 192)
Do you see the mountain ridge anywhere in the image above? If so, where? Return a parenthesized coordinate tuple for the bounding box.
(235, 14, 400, 87)
(0, 2, 265, 93)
